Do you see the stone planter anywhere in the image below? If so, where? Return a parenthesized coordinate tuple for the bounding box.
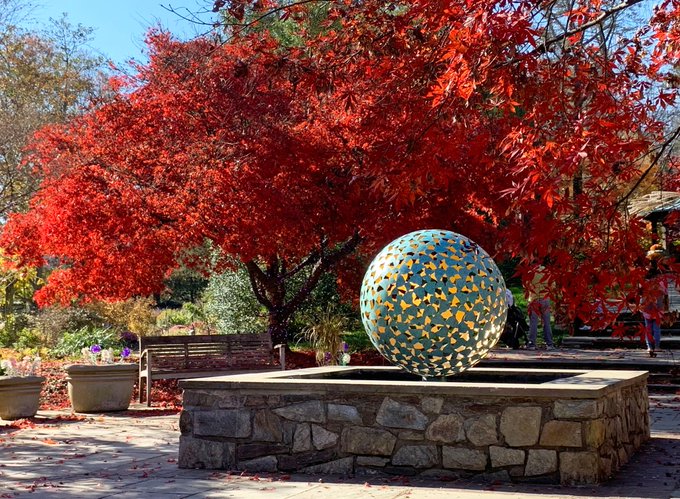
(0, 375, 44, 420)
(65, 363, 137, 413)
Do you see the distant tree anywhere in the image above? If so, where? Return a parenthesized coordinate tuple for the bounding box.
(0, 13, 107, 218)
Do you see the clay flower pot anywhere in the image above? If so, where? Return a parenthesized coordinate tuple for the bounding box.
(0, 375, 45, 420)
(65, 363, 137, 413)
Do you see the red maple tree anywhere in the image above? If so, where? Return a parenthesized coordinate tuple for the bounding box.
(3, 0, 680, 343)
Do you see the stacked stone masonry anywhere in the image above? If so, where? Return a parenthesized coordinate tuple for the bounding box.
(179, 380, 649, 485)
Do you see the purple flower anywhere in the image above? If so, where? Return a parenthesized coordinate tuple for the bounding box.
(90, 344, 102, 354)
(341, 342, 349, 352)
(121, 347, 131, 359)
(323, 352, 332, 362)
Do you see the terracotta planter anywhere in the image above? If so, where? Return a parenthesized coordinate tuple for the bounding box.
(0, 375, 44, 420)
(65, 364, 137, 413)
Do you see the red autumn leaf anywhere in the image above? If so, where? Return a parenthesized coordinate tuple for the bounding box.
(1, 0, 679, 340)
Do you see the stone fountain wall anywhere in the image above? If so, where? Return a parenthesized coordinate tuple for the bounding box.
(178, 368, 649, 485)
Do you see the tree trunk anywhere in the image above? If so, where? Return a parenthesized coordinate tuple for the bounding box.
(245, 232, 362, 348)
(3, 281, 14, 317)
(267, 309, 291, 347)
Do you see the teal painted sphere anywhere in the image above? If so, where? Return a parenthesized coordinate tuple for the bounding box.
(360, 230, 507, 377)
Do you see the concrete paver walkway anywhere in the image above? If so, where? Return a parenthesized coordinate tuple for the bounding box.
(1, 391, 679, 498)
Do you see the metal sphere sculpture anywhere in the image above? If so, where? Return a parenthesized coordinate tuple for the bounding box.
(360, 229, 507, 378)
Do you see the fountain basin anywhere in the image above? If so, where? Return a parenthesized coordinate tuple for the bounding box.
(178, 366, 649, 485)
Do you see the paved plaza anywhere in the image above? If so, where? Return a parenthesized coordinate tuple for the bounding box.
(1, 349, 679, 498)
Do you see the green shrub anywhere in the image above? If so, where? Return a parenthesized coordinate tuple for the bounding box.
(342, 329, 373, 352)
(0, 313, 35, 348)
(52, 326, 122, 358)
(201, 264, 267, 334)
(13, 328, 44, 350)
(156, 309, 189, 327)
(156, 302, 201, 328)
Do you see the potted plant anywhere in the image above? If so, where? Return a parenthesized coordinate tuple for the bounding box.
(65, 345, 136, 413)
(0, 356, 44, 420)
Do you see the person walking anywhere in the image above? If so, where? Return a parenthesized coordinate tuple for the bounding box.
(643, 245, 666, 357)
(527, 266, 555, 350)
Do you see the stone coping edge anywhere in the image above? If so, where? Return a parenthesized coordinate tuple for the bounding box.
(179, 366, 648, 399)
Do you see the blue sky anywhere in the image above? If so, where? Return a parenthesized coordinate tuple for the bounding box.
(29, 1, 217, 65)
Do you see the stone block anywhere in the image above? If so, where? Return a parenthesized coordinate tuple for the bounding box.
(553, 399, 601, 419)
(539, 420, 582, 447)
(282, 421, 296, 446)
(560, 451, 600, 485)
(342, 426, 397, 456)
(489, 446, 525, 467)
(237, 443, 288, 460)
(179, 410, 193, 434)
(328, 403, 362, 423)
(584, 419, 606, 449)
(465, 414, 498, 446)
(267, 395, 282, 406)
(312, 424, 338, 450)
(392, 445, 438, 468)
(211, 392, 243, 409)
(604, 392, 624, 418)
(278, 449, 336, 471)
(500, 407, 541, 446)
(182, 391, 242, 409)
(606, 417, 623, 446)
(302, 457, 354, 475)
(178, 436, 235, 469)
(355, 467, 384, 476)
(599, 457, 613, 479)
(398, 430, 424, 440)
(442, 447, 487, 471)
(238, 455, 278, 472)
(376, 397, 428, 430)
(194, 409, 251, 438)
(274, 401, 325, 423)
(245, 395, 268, 407)
(421, 397, 444, 414)
(293, 423, 312, 453)
(426, 414, 465, 443)
(252, 410, 283, 442)
(525, 449, 557, 476)
(357, 456, 389, 467)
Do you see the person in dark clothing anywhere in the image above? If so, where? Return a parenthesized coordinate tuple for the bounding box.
(501, 301, 529, 349)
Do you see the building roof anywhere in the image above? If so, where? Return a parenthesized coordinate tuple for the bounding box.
(628, 191, 680, 219)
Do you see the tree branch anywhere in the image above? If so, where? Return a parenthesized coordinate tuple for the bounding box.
(535, 0, 645, 56)
(282, 231, 361, 316)
(245, 259, 273, 309)
(283, 239, 325, 279)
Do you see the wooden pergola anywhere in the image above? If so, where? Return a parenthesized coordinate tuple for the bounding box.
(628, 190, 680, 249)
